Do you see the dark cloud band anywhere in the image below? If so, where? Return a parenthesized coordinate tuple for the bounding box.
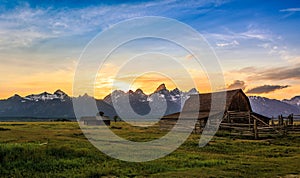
(243, 65, 300, 81)
(246, 85, 289, 94)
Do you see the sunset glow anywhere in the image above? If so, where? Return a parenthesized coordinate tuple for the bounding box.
(0, 0, 299, 100)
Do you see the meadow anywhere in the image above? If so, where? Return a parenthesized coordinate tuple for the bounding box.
(0, 121, 299, 177)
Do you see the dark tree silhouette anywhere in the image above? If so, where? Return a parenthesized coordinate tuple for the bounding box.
(113, 115, 119, 122)
(97, 111, 104, 116)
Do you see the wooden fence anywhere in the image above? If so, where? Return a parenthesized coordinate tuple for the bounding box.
(159, 113, 300, 139)
(220, 113, 300, 139)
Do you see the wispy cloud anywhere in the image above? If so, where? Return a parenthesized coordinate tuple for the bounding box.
(0, 28, 50, 49)
(204, 26, 278, 52)
(0, 0, 228, 50)
(0, 4, 137, 49)
(204, 27, 275, 42)
(246, 85, 289, 94)
(280, 8, 300, 12)
(216, 40, 239, 47)
(279, 7, 300, 19)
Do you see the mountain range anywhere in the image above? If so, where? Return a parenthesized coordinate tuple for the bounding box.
(0, 90, 116, 120)
(249, 96, 300, 118)
(0, 84, 299, 120)
(103, 84, 198, 117)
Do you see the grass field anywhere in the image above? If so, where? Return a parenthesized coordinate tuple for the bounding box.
(0, 122, 299, 177)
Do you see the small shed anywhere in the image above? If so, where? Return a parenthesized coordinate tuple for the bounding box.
(80, 116, 111, 126)
(160, 89, 270, 132)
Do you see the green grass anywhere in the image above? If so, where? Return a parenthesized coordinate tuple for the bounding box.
(0, 122, 299, 177)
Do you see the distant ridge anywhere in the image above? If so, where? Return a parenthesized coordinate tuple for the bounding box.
(103, 84, 199, 116)
(0, 86, 299, 120)
(249, 96, 300, 117)
(0, 90, 116, 120)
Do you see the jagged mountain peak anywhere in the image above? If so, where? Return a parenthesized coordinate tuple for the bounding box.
(135, 88, 145, 94)
(249, 95, 300, 117)
(7, 94, 23, 101)
(282, 95, 300, 106)
(54, 89, 67, 95)
(112, 90, 125, 94)
(24, 90, 69, 101)
(82, 93, 90, 98)
(291, 95, 300, 99)
(25, 91, 51, 97)
(155, 83, 167, 93)
(188, 88, 198, 94)
(171, 88, 181, 94)
(128, 90, 134, 94)
(39, 92, 52, 96)
(282, 95, 300, 102)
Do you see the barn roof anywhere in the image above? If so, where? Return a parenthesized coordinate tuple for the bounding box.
(163, 89, 252, 120)
(182, 89, 252, 113)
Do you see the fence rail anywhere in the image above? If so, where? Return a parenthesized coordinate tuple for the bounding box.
(159, 112, 300, 139)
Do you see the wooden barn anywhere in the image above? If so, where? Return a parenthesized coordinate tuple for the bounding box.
(160, 89, 270, 135)
(80, 116, 111, 126)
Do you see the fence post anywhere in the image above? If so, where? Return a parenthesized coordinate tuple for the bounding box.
(248, 112, 251, 130)
(253, 118, 258, 139)
(289, 114, 294, 125)
(279, 115, 283, 126)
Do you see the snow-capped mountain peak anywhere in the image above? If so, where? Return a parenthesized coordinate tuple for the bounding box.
(24, 90, 68, 101)
(283, 96, 300, 106)
(249, 96, 300, 117)
(54, 89, 67, 98)
(103, 84, 199, 115)
(135, 88, 145, 95)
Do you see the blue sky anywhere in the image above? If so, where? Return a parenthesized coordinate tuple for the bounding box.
(0, 0, 299, 99)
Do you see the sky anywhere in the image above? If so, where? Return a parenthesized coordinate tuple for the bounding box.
(0, 0, 300, 100)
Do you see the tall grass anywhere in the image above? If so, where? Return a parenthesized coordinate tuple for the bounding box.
(0, 122, 299, 177)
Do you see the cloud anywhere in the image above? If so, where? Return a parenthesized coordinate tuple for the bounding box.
(247, 65, 300, 81)
(227, 80, 246, 90)
(0, 0, 229, 50)
(246, 85, 289, 94)
(0, 28, 51, 49)
(216, 40, 239, 47)
(203, 26, 277, 53)
(204, 27, 275, 43)
(279, 8, 300, 18)
(257, 43, 300, 63)
(233, 65, 300, 81)
(236, 66, 257, 73)
(280, 8, 300, 12)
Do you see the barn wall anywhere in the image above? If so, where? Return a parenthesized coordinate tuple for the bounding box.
(228, 92, 251, 111)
